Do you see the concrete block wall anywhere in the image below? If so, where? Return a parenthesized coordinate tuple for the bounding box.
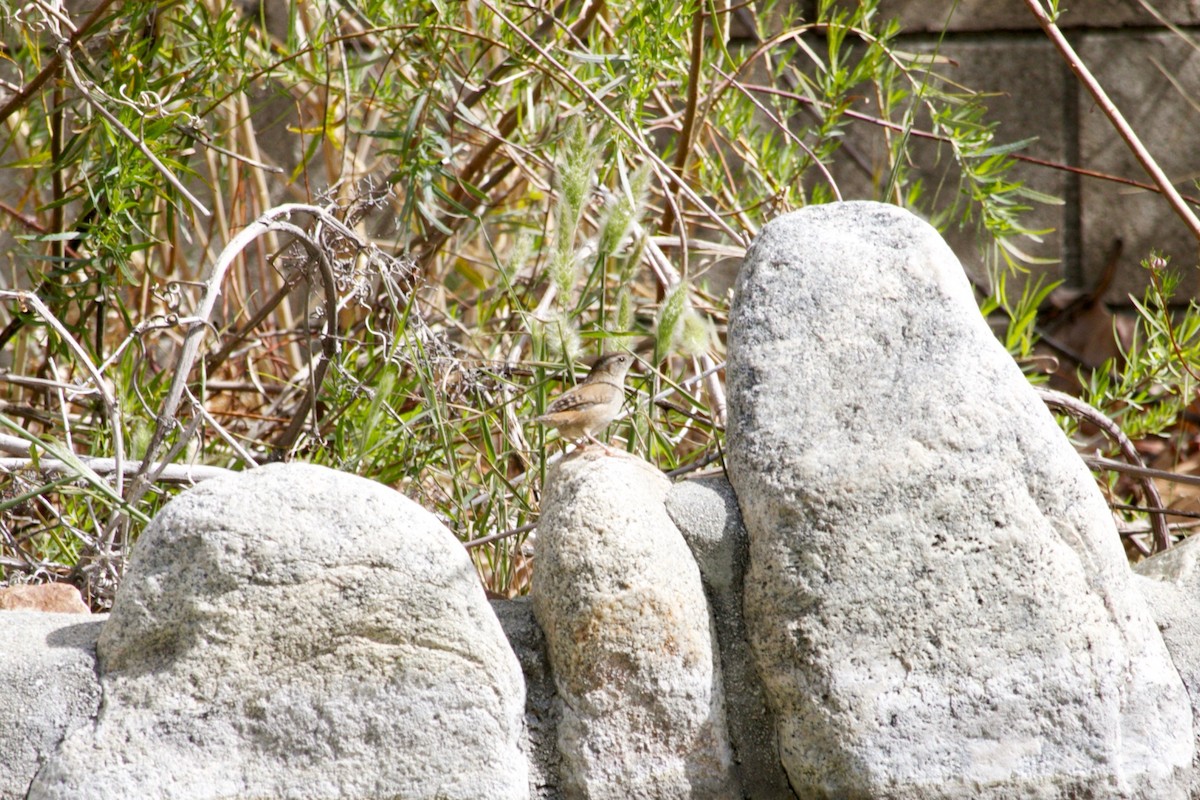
(804, 0, 1200, 304)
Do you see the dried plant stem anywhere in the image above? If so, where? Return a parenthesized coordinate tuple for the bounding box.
(266, 221, 342, 455)
(0, 291, 125, 497)
(659, 4, 708, 236)
(0, 454, 229, 485)
(58, 50, 211, 218)
(0, 0, 120, 126)
(1085, 455, 1200, 488)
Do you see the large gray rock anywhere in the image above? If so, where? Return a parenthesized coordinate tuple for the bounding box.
(726, 201, 1193, 798)
(1133, 535, 1200, 799)
(532, 450, 739, 799)
(0, 612, 104, 799)
(665, 475, 794, 799)
(28, 462, 528, 800)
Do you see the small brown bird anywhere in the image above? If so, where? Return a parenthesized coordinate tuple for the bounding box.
(535, 352, 635, 453)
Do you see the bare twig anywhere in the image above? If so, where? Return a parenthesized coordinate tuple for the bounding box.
(0, 456, 230, 483)
(462, 521, 538, 550)
(266, 221, 342, 455)
(1109, 501, 1200, 521)
(1023, 0, 1200, 242)
(664, 447, 723, 478)
(1082, 455, 1200, 488)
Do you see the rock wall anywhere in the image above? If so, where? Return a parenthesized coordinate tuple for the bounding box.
(4, 202, 1199, 799)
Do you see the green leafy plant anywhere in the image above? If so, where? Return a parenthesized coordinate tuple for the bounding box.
(0, 0, 1078, 602)
(1081, 255, 1200, 443)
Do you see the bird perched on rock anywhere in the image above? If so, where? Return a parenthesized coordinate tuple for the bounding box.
(535, 352, 635, 454)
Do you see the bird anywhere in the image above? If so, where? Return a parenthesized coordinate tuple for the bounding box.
(535, 352, 635, 454)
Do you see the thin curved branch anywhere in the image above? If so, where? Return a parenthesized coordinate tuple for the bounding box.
(1036, 387, 1171, 553)
(266, 221, 342, 455)
(123, 204, 356, 515)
